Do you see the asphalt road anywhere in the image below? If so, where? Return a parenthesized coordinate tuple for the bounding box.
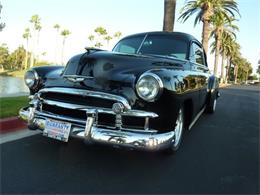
(1, 85, 259, 194)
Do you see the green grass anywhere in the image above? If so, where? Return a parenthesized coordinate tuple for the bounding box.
(0, 70, 26, 78)
(0, 96, 29, 119)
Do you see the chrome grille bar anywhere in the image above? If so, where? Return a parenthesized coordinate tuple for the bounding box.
(39, 87, 131, 110)
(42, 99, 158, 118)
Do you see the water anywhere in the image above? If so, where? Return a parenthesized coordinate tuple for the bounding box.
(0, 76, 29, 97)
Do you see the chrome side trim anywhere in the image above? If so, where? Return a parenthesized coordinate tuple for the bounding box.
(42, 99, 158, 118)
(39, 87, 131, 110)
(188, 106, 205, 130)
(63, 75, 94, 79)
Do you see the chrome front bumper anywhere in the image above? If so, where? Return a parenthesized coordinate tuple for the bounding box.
(19, 107, 175, 151)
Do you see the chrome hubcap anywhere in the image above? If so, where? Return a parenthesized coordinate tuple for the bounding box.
(174, 109, 183, 147)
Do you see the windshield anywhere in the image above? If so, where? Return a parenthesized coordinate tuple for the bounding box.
(113, 34, 188, 60)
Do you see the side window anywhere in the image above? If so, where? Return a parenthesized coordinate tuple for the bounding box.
(190, 43, 206, 66)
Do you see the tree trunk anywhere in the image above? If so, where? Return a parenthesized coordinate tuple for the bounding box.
(225, 57, 231, 84)
(61, 38, 65, 65)
(245, 70, 249, 84)
(220, 53, 225, 83)
(55, 31, 59, 64)
(213, 31, 221, 76)
(24, 39, 29, 70)
(163, 0, 176, 32)
(29, 30, 36, 68)
(202, 19, 210, 55)
(234, 65, 238, 84)
(24, 52, 28, 70)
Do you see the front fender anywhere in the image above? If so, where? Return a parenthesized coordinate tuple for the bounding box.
(27, 65, 64, 94)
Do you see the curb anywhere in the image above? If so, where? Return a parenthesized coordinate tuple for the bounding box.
(219, 84, 231, 88)
(0, 117, 27, 134)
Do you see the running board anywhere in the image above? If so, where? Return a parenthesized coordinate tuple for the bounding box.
(188, 107, 206, 130)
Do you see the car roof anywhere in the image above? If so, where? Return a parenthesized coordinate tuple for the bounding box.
(122, 31, 198, 42)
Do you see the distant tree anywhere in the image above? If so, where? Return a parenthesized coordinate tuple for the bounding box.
(94, 26, 107, 36)
(257, 65, 260, 75)
(210, 16, 238, 76)
(88, 34, 95, 47)
(8, 46, 26, 70)
(163, 0, 176, 32)
(53, 23, 60, 63)
(104, 35, 113, 47)
(95, 42, 102, 48)
(0, 43, 9, 70)
(179, 0, 239, 54)
(114, 31, 122, 39)
(0, 2, 5, 31)
(34, 60, 51, 67)
(60, 29, 71, 65)
(29, 14, 41, 67)
(22, 28, 31, 69)
(94, 26, 107, 48)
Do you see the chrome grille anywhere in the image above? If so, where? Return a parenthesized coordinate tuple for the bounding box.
(35, 87, 158, 132)
(40, 92, 116, 109)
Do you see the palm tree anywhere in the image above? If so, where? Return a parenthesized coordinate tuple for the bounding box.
(104, 35, 113, 47)
(94, 26, 107, 48)
(29, 14, 41, 67)
(88, 34, 95, 47)
(0, 2, 5, 31)
(210, 15, 238, 76)
(179, 0, 239, 54)
(22, 28, 31, 70)
(94, 26, 107, 36)
(60, 29, 71, 65)
(219, 32, 231, 82)
(95, 42, 102, 48)
(225, 39, 240, 83)
(257, 64, 260, 75)
(114, 31, 122, 40)
(163, 0, 176, 31)
(53, 23, 60, 63)
(35, 23, 42, 61)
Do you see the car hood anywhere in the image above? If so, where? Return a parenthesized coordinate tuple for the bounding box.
(44, 51, 186, 104)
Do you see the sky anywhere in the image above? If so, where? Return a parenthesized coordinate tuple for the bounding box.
(0, 0, 259, 75)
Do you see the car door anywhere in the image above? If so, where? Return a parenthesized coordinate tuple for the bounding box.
(189, 42, 210, 110)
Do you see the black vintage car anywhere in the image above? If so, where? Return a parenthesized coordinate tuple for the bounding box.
(20, 31, 219, 153)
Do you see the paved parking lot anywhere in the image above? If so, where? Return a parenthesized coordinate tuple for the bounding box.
(0, 85, 259, 194)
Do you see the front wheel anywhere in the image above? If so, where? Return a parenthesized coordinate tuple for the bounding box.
(164, 108, 184, 154)
(206, 93, 217, 114)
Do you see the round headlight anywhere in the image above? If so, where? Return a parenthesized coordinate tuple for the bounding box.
(24, 70, 39, 89)
(136, 73, 163, 102)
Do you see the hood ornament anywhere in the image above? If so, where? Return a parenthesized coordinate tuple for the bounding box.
(63, 75, 93, 83)
(85, 47, 104, 54)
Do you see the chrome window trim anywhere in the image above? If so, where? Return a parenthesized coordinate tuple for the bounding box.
(39, 87, 131, 110)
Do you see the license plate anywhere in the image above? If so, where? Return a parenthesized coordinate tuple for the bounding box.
(43, 119, 71, 142)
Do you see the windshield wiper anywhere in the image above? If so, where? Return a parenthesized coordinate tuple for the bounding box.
(142, 54, 180, 60)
